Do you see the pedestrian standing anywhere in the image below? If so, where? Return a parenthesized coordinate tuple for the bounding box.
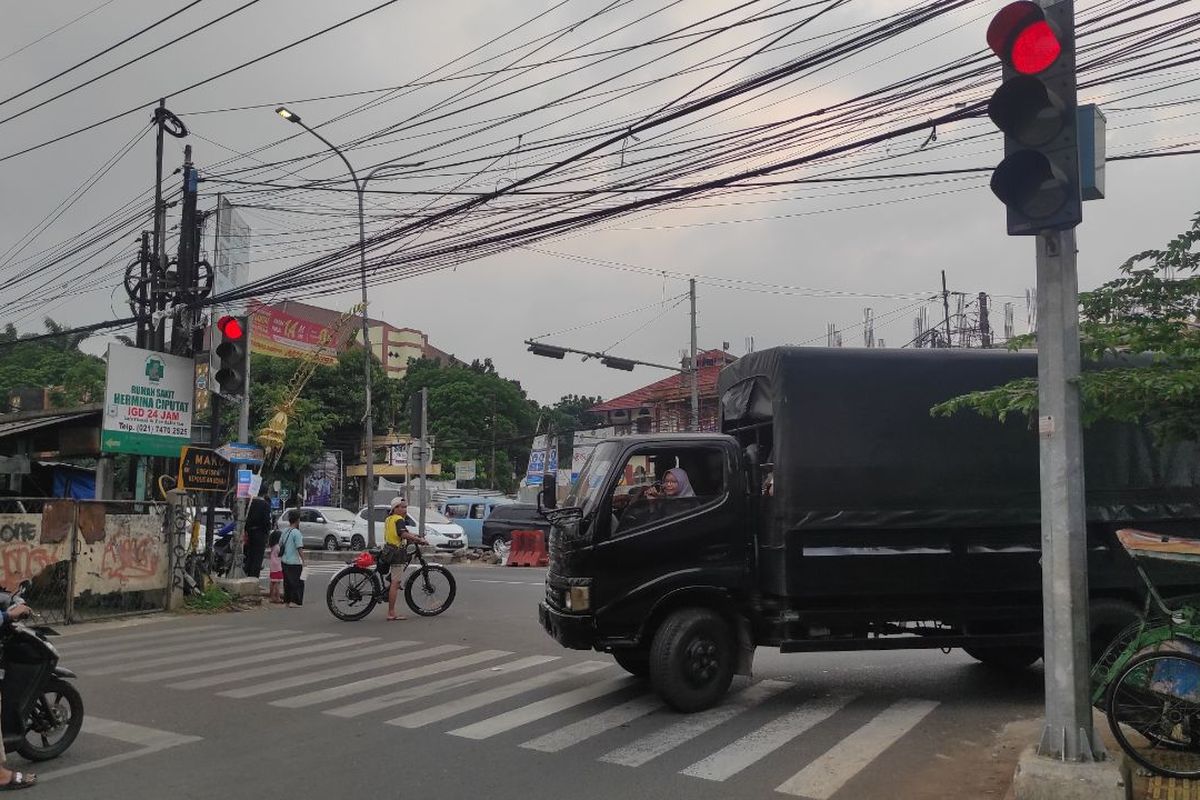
(267, 530, 283, 604)
(279, 509, 305, 607)
(243, 487, 272, 577)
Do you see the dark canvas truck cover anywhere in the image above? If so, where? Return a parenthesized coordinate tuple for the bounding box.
(718, 347, 1200, 602)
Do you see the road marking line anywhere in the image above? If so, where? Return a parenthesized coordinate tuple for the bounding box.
(449, 675, 637, 740)
(270, 646, 488, 708)
(326, 655, 560, 718)
(136, 635, 378, 682)
(59, 623, 231, 653)
(521, 694, 664, 753)
(69, 627, 276, 665)
(218, 643, 462, 699)
(600, 680, 792, 768)
(774, 698, 939, 799)
(386, 660, 612, 729)
(81, 629, 308, 675)
(469, 579, 543, 586)
(117, 633, 339, 681)
(681, 694, 857, 782)
(170, 640, 420, 690)
(40, 717, 202, 783)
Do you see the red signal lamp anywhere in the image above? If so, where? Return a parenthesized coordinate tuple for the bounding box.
(217, 315, 244, 340)
(987, 1, 1062, 75)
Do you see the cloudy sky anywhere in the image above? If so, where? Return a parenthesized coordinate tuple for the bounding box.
(1, 0, 1196, 405)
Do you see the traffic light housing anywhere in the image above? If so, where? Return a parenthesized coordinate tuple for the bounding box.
(212, 315, 248, 398)
(987, 1, 1080, 235)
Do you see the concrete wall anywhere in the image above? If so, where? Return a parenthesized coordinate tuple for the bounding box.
(0, 511, 71, 590)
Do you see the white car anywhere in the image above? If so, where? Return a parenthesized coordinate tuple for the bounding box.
(352, 505, 467, 552)
(276, 506, 358, 550)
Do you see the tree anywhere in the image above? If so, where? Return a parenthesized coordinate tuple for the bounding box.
(399, 357, 539, 493)
(933, 212, 1200, 442)
(245, 346, 402, 485)
(0, 320, 106, 411)
(546, 394, 604, 463)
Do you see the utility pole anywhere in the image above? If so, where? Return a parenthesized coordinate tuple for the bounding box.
(941, 270, 953, 348)
(689, 279, 699, 432)
(1035, 227, 1095, 760)
(978, 292, 992, 348)
(153, 101, 169, 352)
(490, 395, 497, 491)
(171, 145, 198, 356)
(417, 387, 428, 542)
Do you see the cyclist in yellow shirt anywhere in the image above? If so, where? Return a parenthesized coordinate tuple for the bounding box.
(384, 497, 427, 620)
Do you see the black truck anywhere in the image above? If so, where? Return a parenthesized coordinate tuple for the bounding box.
(538, 347, 1200, 712)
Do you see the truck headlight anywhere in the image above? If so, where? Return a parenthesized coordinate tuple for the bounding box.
(566, 586, 590, 612)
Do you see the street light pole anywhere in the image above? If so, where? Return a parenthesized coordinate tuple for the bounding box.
(274, 107, 421, 548)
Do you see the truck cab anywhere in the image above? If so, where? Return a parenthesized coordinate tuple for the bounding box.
(540, 346, 1200, 713)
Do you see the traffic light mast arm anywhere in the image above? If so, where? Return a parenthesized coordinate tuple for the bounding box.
(523, 339, 683, 373)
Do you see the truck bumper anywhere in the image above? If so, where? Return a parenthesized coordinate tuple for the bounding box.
(539, 602, 595, 650)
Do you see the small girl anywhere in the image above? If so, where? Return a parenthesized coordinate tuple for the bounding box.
(267, 530, 283, 604)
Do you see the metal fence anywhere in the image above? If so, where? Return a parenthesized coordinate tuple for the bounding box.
(0, 499, 171, 624)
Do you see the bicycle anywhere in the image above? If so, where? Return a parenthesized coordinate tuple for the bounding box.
(1091, 528, 1200, 779)
(326, 543, 456, 621)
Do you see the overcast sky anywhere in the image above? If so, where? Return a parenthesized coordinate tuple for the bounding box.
(1, 0, 1196, 406)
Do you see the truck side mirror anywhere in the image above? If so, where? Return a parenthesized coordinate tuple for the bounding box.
(539, 473, 557, 510)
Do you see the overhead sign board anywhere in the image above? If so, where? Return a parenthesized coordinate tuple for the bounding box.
(178, 447, 232, 493)
(101, 344, 194, 457)
(217, 441, 265, 465)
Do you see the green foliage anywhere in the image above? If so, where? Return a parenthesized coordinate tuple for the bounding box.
(246, 347, 401, 484)
(0, 320, 106, 410)
(933, 211, 1200, 442)
(398, 357, 539, 493)
(183, 584, 233, 612)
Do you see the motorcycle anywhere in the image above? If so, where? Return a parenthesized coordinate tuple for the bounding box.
(210, 521, 237, 577)
(0, 583, 83, 761)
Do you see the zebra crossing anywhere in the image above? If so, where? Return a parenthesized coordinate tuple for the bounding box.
(61, 622, 943, 798)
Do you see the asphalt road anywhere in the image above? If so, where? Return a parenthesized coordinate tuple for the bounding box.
(33, 564, 1044, 800)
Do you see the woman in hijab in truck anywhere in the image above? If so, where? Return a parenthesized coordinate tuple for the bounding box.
(648, 467, 695, 499)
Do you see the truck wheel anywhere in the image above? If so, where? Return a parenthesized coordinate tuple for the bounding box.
(650, 608, 735, 713)
(613, 649, 650, 678)
(961, 645, 1041, 670)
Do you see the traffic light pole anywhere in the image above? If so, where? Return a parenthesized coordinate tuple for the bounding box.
(1034, 227, 1097, 762)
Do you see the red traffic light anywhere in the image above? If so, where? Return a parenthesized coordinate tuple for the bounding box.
(217, 315, 244, 340)
(987, 1, 1061, 75)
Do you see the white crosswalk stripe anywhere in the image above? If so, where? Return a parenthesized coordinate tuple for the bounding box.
(600, 680, 792, 768)
(272, 648, 507, 709)
(81, 630, 316, 675)
(681, 693, 857, 782)
(325, 655, 560, 719)
(448, 675, 638, 740)
(774, 698, 939, 799)
(64, 620, 946, 796)
(386, 660, 612, 729)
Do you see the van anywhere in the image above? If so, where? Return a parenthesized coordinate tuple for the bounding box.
(440, 496, 514, 548)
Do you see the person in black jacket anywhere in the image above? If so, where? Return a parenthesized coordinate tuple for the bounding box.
(244, 486, 272, 577)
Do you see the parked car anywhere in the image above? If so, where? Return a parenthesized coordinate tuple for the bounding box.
(351, 505, 467, 552)
(481, 503, 550, 559)
(440, 497, 514, 548)
(275, 506, 358, 550)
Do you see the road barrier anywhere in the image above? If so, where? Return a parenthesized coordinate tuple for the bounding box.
(507, 529, 547, 568)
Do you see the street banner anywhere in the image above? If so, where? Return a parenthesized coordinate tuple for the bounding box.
(101, 344, 194, 457)
(304, 450, 342, 507)
(236, 469, 253, 499)
(213, 197, 250, 315)
(248, 300, 339, 364)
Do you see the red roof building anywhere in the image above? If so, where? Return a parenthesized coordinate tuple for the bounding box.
(589, 349, 737, 434)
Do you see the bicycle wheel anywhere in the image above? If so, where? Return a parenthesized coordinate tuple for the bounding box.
(326, 567, 380, 622)
(1106, 649, 1200, 779)
(404, 564, 456, 617)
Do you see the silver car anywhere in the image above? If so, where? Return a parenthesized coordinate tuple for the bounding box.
(276, 506, 358, 550)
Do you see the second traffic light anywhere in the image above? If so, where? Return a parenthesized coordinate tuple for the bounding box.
(212, 315, 248, 398)
(986, 0, 1081, 235)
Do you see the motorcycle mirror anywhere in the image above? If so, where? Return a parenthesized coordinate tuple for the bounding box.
(539, 473, 557, 512)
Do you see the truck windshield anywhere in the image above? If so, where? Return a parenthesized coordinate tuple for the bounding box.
(563, 441, 620, 512)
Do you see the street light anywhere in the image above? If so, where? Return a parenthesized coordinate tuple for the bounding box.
(274, 105, 423, 547)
